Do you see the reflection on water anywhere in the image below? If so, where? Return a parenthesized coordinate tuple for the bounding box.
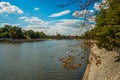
(0, 40, 89, 80)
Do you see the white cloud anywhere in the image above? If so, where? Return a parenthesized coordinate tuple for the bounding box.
(101, 1, 109, 9)
(0, 2, 23, 14)
(25, 19, 83, 35)
(72, 10, 94, 18)
(1, 23, 20, 27)
(94, 0, 108, 10)
(24, 17, 44, 24)
(19, 16, 86, 35)
(52, 19, 83, 28)
(26, 25, 49, 30)
(45, 19, 83, 35)
(94, 3, 100, 10)
(19, 16, 28, 20)
(49, 10, 71, 17)
(34, 8, 39, 11)
(45, 25, 80, 35)
(19, 16, 49, 30)
(20, 17, 82, 35)
(19, 16, 47, 25)
(102, 0, 107, 3)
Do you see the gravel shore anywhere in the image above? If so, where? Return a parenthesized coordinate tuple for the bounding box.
(82, 44, 120, 80)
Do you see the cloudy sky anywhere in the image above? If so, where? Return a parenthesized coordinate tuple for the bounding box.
(0, 0, 104, 35)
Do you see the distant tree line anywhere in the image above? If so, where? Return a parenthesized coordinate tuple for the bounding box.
(0, 25, 81, 40)
(0, 25, 46, 39)
(48, 33, 81, 40)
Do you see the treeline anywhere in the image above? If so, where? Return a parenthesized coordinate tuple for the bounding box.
(82, 0, 120, 50)
(0, 25, 47, 39)
(49, 33, 81, 40)
(0, 25, 81, 40)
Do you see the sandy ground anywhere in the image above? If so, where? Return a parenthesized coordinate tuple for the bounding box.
(82, 44, 120, 80)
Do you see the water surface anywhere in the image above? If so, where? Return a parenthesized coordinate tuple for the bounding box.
(0, 40, 89, 80)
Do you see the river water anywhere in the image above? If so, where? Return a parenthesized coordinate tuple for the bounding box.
(0, 40, 89, 80)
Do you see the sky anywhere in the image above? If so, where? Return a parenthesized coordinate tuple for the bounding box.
(0, 0, 104, 35)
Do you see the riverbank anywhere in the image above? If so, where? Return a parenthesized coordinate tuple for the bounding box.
(82, 42, 120, 80)
(0, 38, 46, 43)
(0, 38, 80, 43)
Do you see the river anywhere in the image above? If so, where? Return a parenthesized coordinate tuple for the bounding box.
(0, 40, 89, 80)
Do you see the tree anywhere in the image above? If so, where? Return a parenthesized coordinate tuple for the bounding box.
(39, 31, 46, 38)
(0, 31, 9, 38)
(35, 31, 40, 38)
(83, 0, 120, 50)
(24, 30, 36, 39)
(12, 26, 24, 39)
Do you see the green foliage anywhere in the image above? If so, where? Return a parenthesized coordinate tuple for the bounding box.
(23, 30, 47, 39)
(39, 31, 46, 38)
(115, 32, 120, 37)
(24, 30, 36, 39)
(0, 25, 47, 39)
(0, 31, 9, 38)
(83, 0, 120, 51)
(0, 25, 24, 39)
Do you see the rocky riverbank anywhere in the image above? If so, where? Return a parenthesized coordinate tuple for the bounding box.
(82, 43, 120, 80)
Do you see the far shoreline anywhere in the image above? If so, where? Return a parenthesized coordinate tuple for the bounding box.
(0, 38, 45, 43)
(0, 38, 81, 43)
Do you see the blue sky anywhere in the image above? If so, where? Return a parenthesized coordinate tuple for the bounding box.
(0, 0, 103, 35)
